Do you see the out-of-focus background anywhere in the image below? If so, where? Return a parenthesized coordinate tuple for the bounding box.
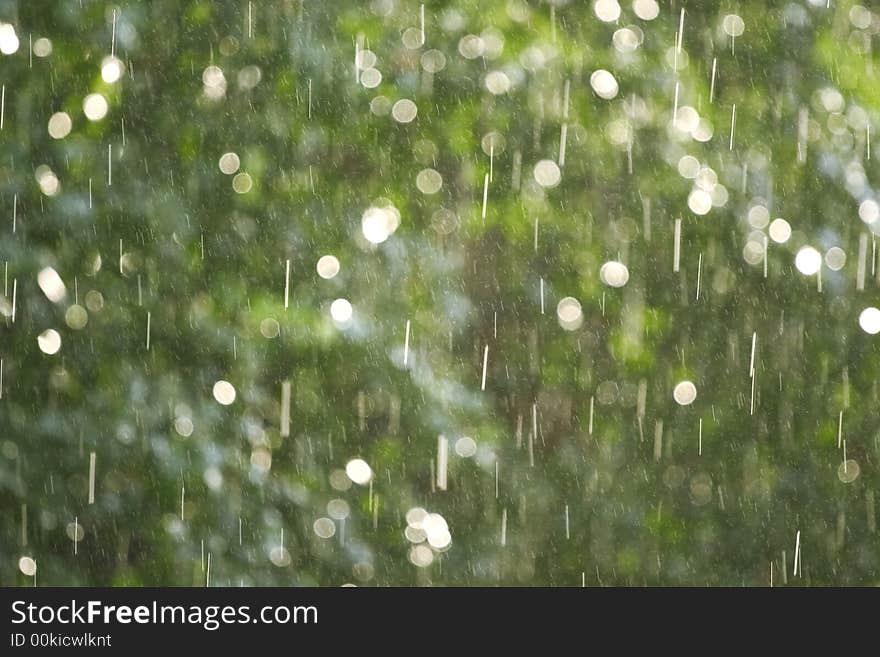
(0, 0, 878, 586)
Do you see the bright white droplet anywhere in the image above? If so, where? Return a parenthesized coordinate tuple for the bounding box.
(360, 68, 382, 88)
(345, 458, 373, 485)
(722, 14, 745, 37)
(859, 307, 880, 334)
(427, 528, 452, 550)
(212, 380, 236, 405)
(36, 166, 60, 197)
(18, 556, 36, 577)
(37, 329, 61, 355)
(688, 189, 713, 215)
(37, 267, 66, 303)
(768, 218, 791, 243)
(599, 261, 630, 288)
(795, 246, 822, 275)
(590, 69, 619, 100)
(673, 380, 697, 405)
(83, 93, 109, 121)
(485, 70, 511, 95)
(422, 513, 451, 549)
(594, 0, 622, 23)
(533, 159, 561, 188)
(330, 298, 353, 323)
(33, 37, 52, 57)
(557, 297, 583, 331)
(101, 55, 125, 83)
(391, 99, 417, 123)
(0, 23, 20, 55)
(218, 152, 240, 175)
(633, 0, 660, 20)
(825, 247, 846, 271)
(361, 205, 400, 244)
(47, 112, 72, 139)
(316, 255, 340, 279)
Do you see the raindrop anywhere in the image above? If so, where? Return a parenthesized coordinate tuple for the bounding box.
(859, 307, 880, 334)
(316, 255, 340, 279)
(218, 152, 240, 175)
(673, 381, 697, 405)
(391, 99, 417, 123)
(768, 218, 792, 243)
(101, 55, 125, 83)
(37, 267, 66, 303)
(556, 297, 583, 330)
(454, 436, 477, 457)
(212, 380, 236, 405)
(590, 69, 619, 100)
(345, 458, 372, 485)
(533, 160, 561, 188)
(330, 298, 353, 323)
(47, 112, 72, 139)
(599, 261, 630, 287)
(37, 329, 61, 355)
(83, 93, 108, 121)
(416, 168, 443, 194)
(18, 556, 36, 577)
(795, 246, 822, 275)
(313, 517, 336, 539)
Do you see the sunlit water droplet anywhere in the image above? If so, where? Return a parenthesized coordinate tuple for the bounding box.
(533, 159, 561, 188)
(416, 168, 442, 194)
(0, 23, 20, 55)
(688, 189, 713, 215)
(18, 556, 36, 577)
(330, 298, 353, 323)
(47, 112, 72, 139)
(37, 267, 66, 303)
(37, 329, 61, 355)
(590, 69, 619, 99)
(673, 380, 697, 405)
(212, 380, 236, 405)
(101, 55, 125, 83)
(633, 0, 660, 21)
(218, 152, 240, 175)
(859, 307, 880, 334)
(795, 246, 821, 275)
(391, 98, 417, 123)
(594, 0, 621, 23)
(313, 517, 336, 539)
(345, 458, 372, 485)
(599, 261, 630, 287)
(316, 255, 340, 279)
(556, 296, 583, 331)
(768, 218, 791, 243)
(83, 93, 108, 121)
